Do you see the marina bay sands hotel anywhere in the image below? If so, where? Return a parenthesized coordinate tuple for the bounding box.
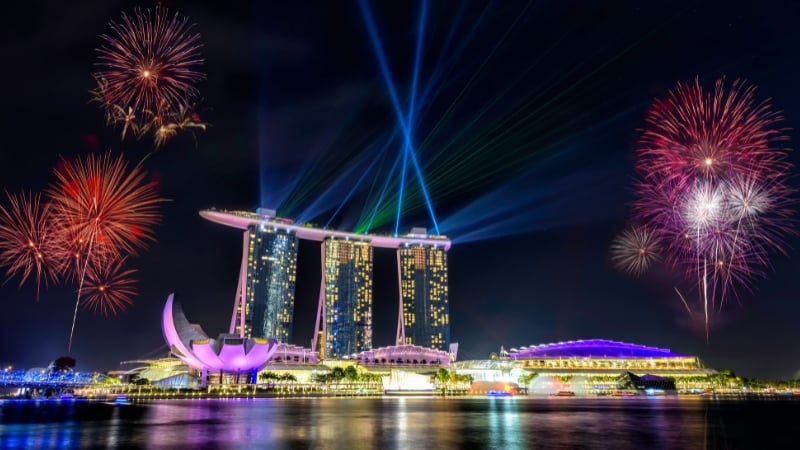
(200, 208, 451, 359)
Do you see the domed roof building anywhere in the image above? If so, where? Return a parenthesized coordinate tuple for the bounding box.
(162, 294, 279, 383)
(507, 339, 687, 360)
(452, 339, 717, 394)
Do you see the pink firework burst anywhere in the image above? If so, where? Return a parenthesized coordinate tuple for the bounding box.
(93, 5, 204, 131)
(637, 77, 790, 189)
(626, 77, 795, 339)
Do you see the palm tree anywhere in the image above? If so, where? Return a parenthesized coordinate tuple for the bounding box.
(344, 365, 359, 381)
(518, 372, 537, 387)
(330, 367, 345, 382)
(435, 368, 450, 385)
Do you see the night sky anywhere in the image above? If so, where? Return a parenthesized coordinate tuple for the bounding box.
(1, 1, 799, 379)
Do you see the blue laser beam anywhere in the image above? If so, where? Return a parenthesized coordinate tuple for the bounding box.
(407, 0, 428, 129)
(411, 1, 484, 125)
(364, 151, 403, 234)
(407, 144, 440, 234)
(396, 0, 427, 236)
(327, 134, 396, 229)
(358, 0, 440, 234)
(441, 160, 622, 244)
(394, 150, 409, 236)
(294, 161, 366, 225)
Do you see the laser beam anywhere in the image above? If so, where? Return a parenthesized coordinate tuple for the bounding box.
(358, 0, 441, 234)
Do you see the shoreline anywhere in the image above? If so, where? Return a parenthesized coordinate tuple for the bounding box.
(3, 391, 797, 402)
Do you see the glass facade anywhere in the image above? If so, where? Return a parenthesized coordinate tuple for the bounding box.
(235, 225, 298, 342)
(324, 239, 373, 358)
(399, 245, 449, 350)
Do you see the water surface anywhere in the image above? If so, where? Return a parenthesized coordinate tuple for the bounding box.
(1, 397, 796, 449)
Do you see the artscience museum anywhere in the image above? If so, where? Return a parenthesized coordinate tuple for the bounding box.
(162, 294, 280, 384)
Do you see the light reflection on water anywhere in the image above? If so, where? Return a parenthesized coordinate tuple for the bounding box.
(1, 397, 798, 449)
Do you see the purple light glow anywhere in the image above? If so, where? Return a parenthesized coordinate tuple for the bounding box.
(508, 339, 686, 359)
(162, 293, 278, 372)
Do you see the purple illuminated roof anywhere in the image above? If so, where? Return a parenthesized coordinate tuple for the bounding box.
(162, 294, 279, 372)
(508, 339, 686, 359)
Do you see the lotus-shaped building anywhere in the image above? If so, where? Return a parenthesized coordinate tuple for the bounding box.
(162, 294, 279, 382)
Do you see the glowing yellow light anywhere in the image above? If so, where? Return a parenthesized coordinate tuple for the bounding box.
(704, 157, 713, 166)
(142, 69, 151, 78)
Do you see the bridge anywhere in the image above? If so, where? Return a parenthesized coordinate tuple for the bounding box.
(0, 369, 108, 391)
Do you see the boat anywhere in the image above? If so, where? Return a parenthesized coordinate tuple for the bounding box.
(105, 394, 131, 405)
(644, 388, 667, 396)
(487, 390, 514, 397)
(551, 391, 576, 397)
(613, 390, 638, 397)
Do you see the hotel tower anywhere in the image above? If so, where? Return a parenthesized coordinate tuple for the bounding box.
(321, 239, 373, 358)
(397, 229, 450, 351)
(232, 221, 298, 343)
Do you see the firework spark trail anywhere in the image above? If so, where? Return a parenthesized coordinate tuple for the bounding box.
(624, 77, 795, 339)
(0, 192, 59, 301)
(67, 231, 97, 355)
(45, 152, 165, 352)
(674, 287, 692, 314)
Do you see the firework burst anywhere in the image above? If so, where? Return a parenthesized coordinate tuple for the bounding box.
(143, 101, 208, 148)
(611, 226, 661, 276)
(0, 191, 59, 299)
(81, 257, 137, 317)
(637, 77, 790, 188)
(46, 152, 165, 260)
(619, 77, 794, 339)
(45, 152, 166, 351)
(93, 5, 205, 145)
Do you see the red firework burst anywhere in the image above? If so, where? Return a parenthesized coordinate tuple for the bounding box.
(46, 152, 165, 261)
(81, 257, 137, 316)
(0, 191, 60, 299)
(626, 76, 795, 339)
(93, 5, 204, 128)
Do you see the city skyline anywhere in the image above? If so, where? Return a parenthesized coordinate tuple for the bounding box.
(204, 208, 453, 356)
(1, 1, 800, 379)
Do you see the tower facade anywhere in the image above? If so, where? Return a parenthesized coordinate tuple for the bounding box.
(398, 244, 449, 350)
(323, 239, 373, 358)
(234, 225, 298, 342)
